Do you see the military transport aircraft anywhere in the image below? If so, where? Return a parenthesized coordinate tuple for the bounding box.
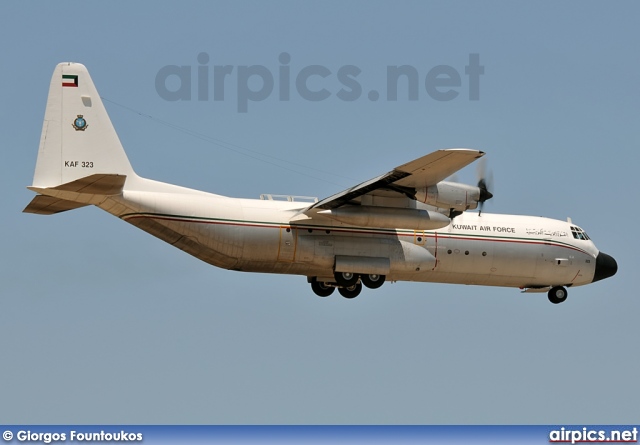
(24, 63, 617, 303)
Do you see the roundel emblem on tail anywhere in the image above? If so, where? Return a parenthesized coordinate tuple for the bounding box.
(72, 115, 88, 131)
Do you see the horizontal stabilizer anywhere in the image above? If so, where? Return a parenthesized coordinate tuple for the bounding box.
(45, 173, 126, 195)
(24, 173, 127, 215)
(23, 195, 89, 215)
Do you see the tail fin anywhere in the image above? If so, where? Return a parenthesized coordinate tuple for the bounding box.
(31, 62, 135, 188)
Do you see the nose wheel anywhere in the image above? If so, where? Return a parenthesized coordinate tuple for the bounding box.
(548, 286, 568, 304)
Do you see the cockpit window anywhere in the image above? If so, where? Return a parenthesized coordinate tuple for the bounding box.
(570, 226, 590, 241)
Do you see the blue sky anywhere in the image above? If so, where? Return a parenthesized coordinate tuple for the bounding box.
(1, 1, 638, 423)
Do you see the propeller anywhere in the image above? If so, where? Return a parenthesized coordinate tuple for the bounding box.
(476, 157, 494, 215)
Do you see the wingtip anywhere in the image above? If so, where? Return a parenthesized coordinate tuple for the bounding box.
(442, 148, 485, 157)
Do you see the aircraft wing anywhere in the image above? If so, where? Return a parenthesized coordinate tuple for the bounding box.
(308, 148, 484, 211)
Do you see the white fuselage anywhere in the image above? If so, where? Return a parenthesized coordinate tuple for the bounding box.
(99, 181, 599, 290)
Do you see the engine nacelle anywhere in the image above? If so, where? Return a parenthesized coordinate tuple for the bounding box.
(415, 181, 481, 211)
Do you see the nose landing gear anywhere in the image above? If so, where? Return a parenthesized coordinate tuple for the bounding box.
(548, 286, 568, 304)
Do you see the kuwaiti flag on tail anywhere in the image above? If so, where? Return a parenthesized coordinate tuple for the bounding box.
(62, 74, 78, 87)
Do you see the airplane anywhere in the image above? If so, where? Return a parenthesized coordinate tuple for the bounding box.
(24, 62, 617, 304)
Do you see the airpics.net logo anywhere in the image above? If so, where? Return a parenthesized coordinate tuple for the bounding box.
(155, 52, 484, 112)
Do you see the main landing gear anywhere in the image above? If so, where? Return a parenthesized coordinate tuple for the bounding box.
(338, 282, 362, 299)
(310, 280, 335, 297)
(309, 273, 386, 299)
(361, 273, 385, 289)
(548, 286, 568, 304)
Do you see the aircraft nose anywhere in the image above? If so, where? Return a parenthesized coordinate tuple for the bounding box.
(592, 252, 618, 283)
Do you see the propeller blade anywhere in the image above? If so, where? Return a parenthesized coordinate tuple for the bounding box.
(476, 158, 493, 215)
(478, 178, 493, 202)
(476, 157, 486, 183)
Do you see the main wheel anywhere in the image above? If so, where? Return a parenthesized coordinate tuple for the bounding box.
(334, 271, 359, 287)
(548, 286, 568, 304)
(361, 274, 385, 289)
(338, 283, 362, 299)
(311, 281, 334, 297)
